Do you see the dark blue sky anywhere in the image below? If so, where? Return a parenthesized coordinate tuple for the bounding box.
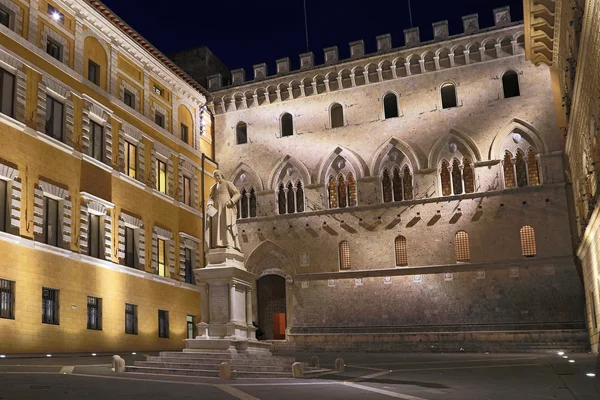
(100, 0, 524, 74)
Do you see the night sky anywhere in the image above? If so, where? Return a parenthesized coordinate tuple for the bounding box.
(100, 0, 524, 74)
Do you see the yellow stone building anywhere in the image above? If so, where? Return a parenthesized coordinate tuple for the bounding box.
(524, 0, 600, 352)
(0, 0, 215, 353)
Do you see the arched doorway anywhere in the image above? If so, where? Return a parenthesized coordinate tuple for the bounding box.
(256, 275, 286, 340)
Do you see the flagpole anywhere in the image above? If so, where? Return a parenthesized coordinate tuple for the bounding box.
(408, 0, 413, 28)
(303, 0, 310, 51)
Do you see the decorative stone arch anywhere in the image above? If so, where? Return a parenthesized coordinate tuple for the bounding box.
(267, 155, 312, 191)
(428, 128, 482, 168)
(489, 118, 548, 160)
(233, 92, 245, 110)
(316, 146, 369, 184)
(246, 240, 295, 277)
(290, 80, 303, 99)
(82, 33, 109, 90)
(371, 137, 422, 173)
(230, 162, 264, 192)
(176, 103, 194, 145)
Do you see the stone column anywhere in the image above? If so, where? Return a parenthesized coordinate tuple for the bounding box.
(434, 56, 440, 71)
(363, 70, 369, 84)
(229, 283, 237, 323)
(323, 79, 330, 92)
(349, 73, 356, 87)
(404, 62, 411, 76)
(419, 59, 426, 74)
(377, 67, 383, 82)
(391, 65, 397, 79)
(464, 50, 471, 65)
(449, 53, 456, 67)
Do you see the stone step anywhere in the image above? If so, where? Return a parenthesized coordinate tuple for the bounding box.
(135, 361, 291, 373)
(126, 366, 292, 379)
(158, 351, 295, 363)
(147, 356, 294, 366)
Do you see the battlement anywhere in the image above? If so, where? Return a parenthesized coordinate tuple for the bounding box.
(207, 6, 514, 91)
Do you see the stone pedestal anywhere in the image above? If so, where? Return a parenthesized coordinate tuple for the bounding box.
(185, 248, 271, 353)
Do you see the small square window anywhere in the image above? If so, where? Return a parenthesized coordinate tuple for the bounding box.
(47, 5, 64, 24)
(46, 38, 62, 61)
(0, 7, 11, 28)
(123, 89, 135, 109)
(155, 112, 165, 128)
(180, 123, 189, 144)
(153, 85, 163, 96)
(88, 60, 100, 86)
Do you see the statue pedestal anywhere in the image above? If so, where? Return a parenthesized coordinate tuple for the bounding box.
(185, 248, 271, 354)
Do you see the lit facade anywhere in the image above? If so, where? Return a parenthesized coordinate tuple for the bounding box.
(524, 0, 600, 353)
(0, 0, 215, 353)
(206, 9, 588, 351)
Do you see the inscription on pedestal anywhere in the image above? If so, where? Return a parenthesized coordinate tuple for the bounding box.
(210, 285, 229, 323)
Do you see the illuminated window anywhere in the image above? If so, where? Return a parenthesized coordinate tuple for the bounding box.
(347, 173, 357, 207)
(87, 296, 102, 331)
(154, 111, 165, 128)
(124, 226, 136, 268)
(462, 157, 475, 193)
(156, 159, 167, 194)
(47, 4, 64, 24)
(384, 93, 399, 119)
(0, 68, 16, 118)
(502, 71, 520, 98)
(527, 149, 540, 185)
(42, 287, 59, 325)
(183, 176, 191, 206)
(153, 85, 164, 96)
(45, 96, 64, 141)
(124, 141, 137, 178)
(520, 225, 536, 257)
(184, 248, 194, 284)
(180, 123, 189, 144)
(330, 103, 344, 128)
(187, 315, 196, 339)
(88, 214, 102, 259)
(0, 279, 15, 320)
(395, 236, 408, 266)
(157, 238, 166, 277)
(158, 309, 169, 338)
(281, 113, 293, 137)
(403, 166, 413, 200)
(392, 167, 403, 201)
(503, 151, 516, 188)
(43, 196, 59, 247)
(339, 241, 351, 270)
(515, 150, 527, 187)
(89, 120, 104, 161)
(46, 38, 62, 61)
(88, 60, 100, 85)
(125, 303, 137, 335)
(236, 122, 247, 144)
(337, 175, 347, 208)
(328, 176, 338, 209)
(0, 179, 7, 232)
(441, 82, 457, 109)
(455, 231, 470, 262)
(123, 89, 135, 109)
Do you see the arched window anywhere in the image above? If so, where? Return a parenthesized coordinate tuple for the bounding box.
(520, 225, 536, 257)
(503, 151, 516, 188)
(337, 175, 347, 208)
(440, 160, 452, 196)
(382, 169, 392, 203)
(384, 93, 399, 119)
(403, 166, 413, 200)
(277, 183, 286, 214)
(527, 149, 540, 185)
(392, 167, 403, 201)
(281, 113, 293, 137)
(236, 122, 247, 144)
(330, 103, 344, 128)
(249, 188, 257, 217)
(502, 71, 520, 98)
(240, 188, 249, 219)
(515, 150, 527, 187)
(455, 231, 470, 262)
(339, 241, 351, 270)
(296, 182, 304, 212)
(328, 176, 338, 208)
(347, 173, 357, 207)
(451, 158, 463, 195)
(441, 82, 457, 109)
(462, 157, 475, 193)
(395, 236, 408, 266)
(286, 182, 295, 213)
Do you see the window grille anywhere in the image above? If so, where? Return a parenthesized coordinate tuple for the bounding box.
(382, 169, 392, 203)
(395, 236, 408, 266)
(158, 309, 169, 338)
(125, 303, 137, 334)
(339, 241, 351, 270)
(520, 225, 537, 257)
(515, 151, 528, 187)
(455, 231, 470, 262)
(42, 287, 59, 325)
(402, 166, 413, 200)
(87, 296, 102, 330)
(463, 158, 475, 193)
(440, 160, 451, 196)
(503, 152, 515, 188)
(328, 176, 338, 208)
(527, 149, 540, 185)
(0, 279, 15, 319)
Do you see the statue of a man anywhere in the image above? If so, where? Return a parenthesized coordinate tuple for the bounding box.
(205, 170, 241, 251)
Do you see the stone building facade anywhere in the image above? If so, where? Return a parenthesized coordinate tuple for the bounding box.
(0, 0, 216, 353)
(524, 0, 600, 353)
(206, 9, 588, 351)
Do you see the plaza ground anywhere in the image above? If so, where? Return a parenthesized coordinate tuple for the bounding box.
(0, 351, 598, 399)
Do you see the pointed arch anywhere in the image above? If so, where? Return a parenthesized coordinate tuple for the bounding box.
(428, 128, 482, 168)
(230, 162, 264, 191)
(267, 155, 312, 191)
(371, 137, 422, 173)
(317, 146, 369, 184)
(489, 118, 548, 160)
(246, 240, 294, 276)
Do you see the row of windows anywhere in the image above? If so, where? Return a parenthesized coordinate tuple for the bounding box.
(338, 225, 537, 269)
(0, 280, 192, 338)
(234, 71, 521, 143)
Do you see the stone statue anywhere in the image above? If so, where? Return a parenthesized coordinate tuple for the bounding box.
(205, 170, 241, 251)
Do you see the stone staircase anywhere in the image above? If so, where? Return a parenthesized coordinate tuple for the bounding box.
(125, 351, 298, 378)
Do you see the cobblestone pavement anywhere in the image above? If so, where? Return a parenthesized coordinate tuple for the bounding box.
(0, 352, 598, 399)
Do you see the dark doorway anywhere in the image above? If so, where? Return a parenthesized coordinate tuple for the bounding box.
(256, 275, 286, 340)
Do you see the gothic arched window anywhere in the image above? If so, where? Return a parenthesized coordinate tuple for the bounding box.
(455, 230, 470, 262)
(503, 151, 516, 188)
(392, 167, 403, 201)
(440, 160, 452, 196)
(395, 235, 408, 266)
(451, 158, 463, 195)
(328, 176, 338, 209)
(339, 241, 351, 270)
(403, 166, 413, 200)
(515, 150, 528, 187)
(338, 175, 347, 208)
(296, 182, 304, 212)
(249, 188, 257, 217)
(382, 169, 393, 203)
(462, 157, 475, 193)
(527, 149, 540, 185)
(277, 183, 286, 214)
(347, 173, 357, 207)
(520, 225, 537, 257)
(240, 188, 249, 219)
(286, 182, 295, 214)
(330, 103, 344, 128)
